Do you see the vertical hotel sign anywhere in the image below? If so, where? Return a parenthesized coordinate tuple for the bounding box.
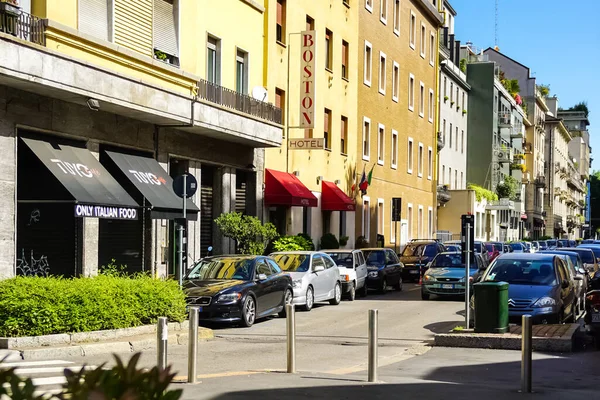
(299, 30, 316, 129)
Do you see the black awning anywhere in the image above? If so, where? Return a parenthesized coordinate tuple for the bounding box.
(21, 138, 138, 208)
(104, 151, 199, 219)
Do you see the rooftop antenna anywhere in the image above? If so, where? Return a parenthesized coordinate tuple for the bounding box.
(495, 0, 499, 48)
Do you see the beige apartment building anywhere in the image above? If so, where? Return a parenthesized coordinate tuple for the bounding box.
(356, 0, 443, 248)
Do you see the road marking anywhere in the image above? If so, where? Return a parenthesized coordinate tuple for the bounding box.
(0, 360, 74, 368)
(173, 370, 265, 382)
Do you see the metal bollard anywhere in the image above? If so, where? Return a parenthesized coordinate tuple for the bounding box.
(187, 306, 199, 383)
(368, 309, 378, 383)
(521, 314, 532, 393)
(157, 317, 168, 371)
(286, 304, 296, 373)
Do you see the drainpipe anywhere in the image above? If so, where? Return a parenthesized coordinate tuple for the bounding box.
(433, 3, 443, 238)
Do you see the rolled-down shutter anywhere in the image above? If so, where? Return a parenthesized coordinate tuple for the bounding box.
(153, 0, 178, 56)
(78, 0, 109, 41)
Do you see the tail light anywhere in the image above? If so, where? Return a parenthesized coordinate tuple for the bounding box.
(587, 292, 600, 307)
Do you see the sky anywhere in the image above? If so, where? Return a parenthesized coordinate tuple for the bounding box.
(450, 0, 599, 170)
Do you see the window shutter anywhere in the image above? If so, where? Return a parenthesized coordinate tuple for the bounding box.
(341, 118, 346, 141)
(153, 0, 178, 56)
(324, 110, 330, 133)
(342, 42, 347, 67)
(277, 1, 283, 25)
(79, 0, 109, 41)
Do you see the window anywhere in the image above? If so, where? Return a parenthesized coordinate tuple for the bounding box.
(78, 0, 111, 41)
(362, 196, 371, 240)
(207, 36, 221, 84)
(409, 12, 416, 49)
(377, 124, 385, 165)
(428, 207, 433, 238)
(325, 29, 333, 71)
(408, 74, 415, 111)
(365, 0, 373, 12)
(428, 89, 434, 122)
(418, 143, 423, 177)
(443, 119, 446, 143)
(341, 116, 348, 154)
(276, 0, 286, 43)
(154, 0, 179, 64)
(235, 49, 248, 94)
(392, 62, 399, 102)
(449, 123, 453, 148)
(455, 126, 459, 151)
(462, 92, 465, 110)
(379, 52, 387, 95)
(324, 108, 332, 150)
(443, 76, 447, 97)
(454, 170, 458, 189)
(460, 172, 464, 189)
(342, 40, 349, 80)
(441, 165, 445, 184)
(448, 167, 452, 188)
(377, 199, 384, 235)
(419, 82, 425, 117)
(407, 137, 413, 173)
(362, 116, 371, 160)
(393, 0, 400, 35)
(391, 129, 398, 169)
(461, 130, 464, 153)
(390, 200, 396, 243)
(380, 0, 388, 24)
(364, 41, 372, 86)
(407, 203, 413, 240)
(450, 82, 453, 102)
(420, 23, 426, 58)
(306, 15, 314, 30)
(456, 87, 459, 109)
(429, 32, 435, 66)
(275, 88, 285, 129)
(418, 207, 423, 242)
(427, 146, 432, 180)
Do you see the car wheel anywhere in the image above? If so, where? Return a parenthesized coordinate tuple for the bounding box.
(330, 282, 342, 305)
(421, 290, 430, 300)
(240, 296, 256, 327)
(395, 277, 403, 291)
(278, 289, 294, 318)
(347, 282, 356, 301)
(302, 286, 314, 311)
(360, 282, 368, 297)
(379, 278, 387, 294)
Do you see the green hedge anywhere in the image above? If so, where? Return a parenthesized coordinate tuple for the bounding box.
(0, 275, 186, 337)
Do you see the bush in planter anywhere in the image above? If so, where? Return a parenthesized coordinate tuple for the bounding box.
(319, 233, 339, 250)
(215, 212, 278, 255)
(339, 235, 349, 247)
(297, 233, 315, 250)
(0, 275, 186, 337)
(272, 235, 314, 251)
(355, 235, 369, 249)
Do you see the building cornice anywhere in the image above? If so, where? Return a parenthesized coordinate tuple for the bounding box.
(441, 62, 470, 91)
(415, 0, 445, 26)
(443, 0, 458, 16)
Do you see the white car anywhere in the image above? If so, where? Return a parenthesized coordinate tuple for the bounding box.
(270, 251, 342, 311)
(322, 249, 368, 301)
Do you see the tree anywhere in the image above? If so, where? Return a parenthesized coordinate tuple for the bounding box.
(496, 176, 519, 201)
(568, 101, 590, 117)
(214, 212, 278, 255)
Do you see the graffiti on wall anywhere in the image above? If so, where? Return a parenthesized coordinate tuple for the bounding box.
(16, 248, 50, 277)
(27, 209, 40, 226)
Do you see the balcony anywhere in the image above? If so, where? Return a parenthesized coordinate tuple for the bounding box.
(493, 146, 513, 163)
(534, 176, 547, 188)
(0, 8, 44, 46)
(486, 198, 515, 211)
(523, 141, 533, 154)
(437, 131, 445, 152)
(437, 185, 451, 204)
(498, 113, 513, 127)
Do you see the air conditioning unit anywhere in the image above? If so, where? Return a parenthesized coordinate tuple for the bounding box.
(493, 148, 513, 162)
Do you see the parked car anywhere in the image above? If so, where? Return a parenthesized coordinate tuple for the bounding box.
(399, 240, 445, 282)
(485, 242, 502, 262)
(322, 249, 368, 300)
(421, 252, 486, 300)
(474, 253, 577, 324)
(561, 247, 599, 277)
(531, 241, 540, 252)
(538, 250, 586, 316)
(584, 271, 600, 349)
(537, 241, 548, 250)
(523, 242, 533, 253)
(558, 239, 571, 248)
(509, 242, 526, 253)
(576, 244, 600, 263)
(362, 248, 403, 293)
(546, 239, 563, 249)
(445, 244, 462, 252)
(445, 240, 489, 264)
(270, 251, 342, 311)
(184, 255, 293, 327)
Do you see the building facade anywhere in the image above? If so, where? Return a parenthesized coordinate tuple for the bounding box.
(262, 0, 359, 248)
(355, 0, 443, 249)
(0, 0, 283, 278)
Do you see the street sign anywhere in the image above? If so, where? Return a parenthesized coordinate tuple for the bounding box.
(461, 214, 475, 264)
(392, 197, 402, 222)
(173, 173, 198, 198)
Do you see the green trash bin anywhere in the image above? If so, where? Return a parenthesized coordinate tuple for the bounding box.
(473, 282, 509, 333)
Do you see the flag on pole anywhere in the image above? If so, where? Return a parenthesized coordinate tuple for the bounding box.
(367, 164, 375, 186)
(359, 166, 368, 192)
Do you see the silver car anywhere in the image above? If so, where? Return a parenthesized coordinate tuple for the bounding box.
(270, 251, 342, 311)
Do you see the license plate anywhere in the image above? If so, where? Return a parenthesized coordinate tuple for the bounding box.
(442, 284, 454, 289)
(592, 313, 600, 323)
(410, 270, 419, 274)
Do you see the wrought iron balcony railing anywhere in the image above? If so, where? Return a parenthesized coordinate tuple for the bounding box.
(0, 8, 45, 46)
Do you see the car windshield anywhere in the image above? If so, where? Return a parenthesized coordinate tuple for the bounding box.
(272, 254, 311, 272)
(364, 250, 386, 265)
(326, 253, 353, 268)
(547, 240, 557, 247)
(511, 243, 524, 250)
(431, 253, 472, 268)
(186, 258, 255, 281)
(474, 243, 483, 253)
(485, 244, 498, 252)
(558, 240, 569, 246)
(484, 259, 557, 286)
(572, 250, 594, 264)
(402, 244, 436, 257)
(579, 246, 600, 258)
(446, 245, 461, 252)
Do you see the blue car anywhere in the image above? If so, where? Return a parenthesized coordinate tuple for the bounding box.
(421, 252, 486, 300)
(475, 253, 577, 324)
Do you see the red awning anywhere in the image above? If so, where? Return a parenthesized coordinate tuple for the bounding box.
(264, 169, 318, 207)
(321, 181, 356, 211)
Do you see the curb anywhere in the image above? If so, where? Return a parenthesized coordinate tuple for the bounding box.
(17, 328, 214, 360)
(433, 323, 579, 352)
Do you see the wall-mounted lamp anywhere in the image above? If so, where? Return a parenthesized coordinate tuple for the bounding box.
(334, 179, 341, 185)
(87, 98, 100, 111)
(316, 175, 324, 185)
(293, 171, 300, 177)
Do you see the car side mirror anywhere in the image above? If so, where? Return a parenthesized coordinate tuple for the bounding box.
(257, 273, 268, 281)
(561, 280, 569, 289)
(313, 266, 325, 273)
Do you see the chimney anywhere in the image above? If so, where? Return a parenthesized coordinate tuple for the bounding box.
(443, 27, 449, 48)
(449, 34, 455, 63)
(455, 41, 461, 66)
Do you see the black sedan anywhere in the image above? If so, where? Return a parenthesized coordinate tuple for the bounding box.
(362, 248, 403, 293)
(184, 255, 293, 327)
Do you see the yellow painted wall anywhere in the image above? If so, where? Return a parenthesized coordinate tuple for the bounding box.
(263, 0, 359, 195)
(32, 0, 266, 98)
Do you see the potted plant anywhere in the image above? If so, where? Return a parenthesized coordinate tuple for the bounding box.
(450, 100, 455, 106)
(462, 109, 467, 115)
(444, 95, 449, 102)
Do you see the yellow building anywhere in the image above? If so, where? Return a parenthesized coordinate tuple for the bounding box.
(356, 0, 443, 249)
(263, 0, 359, 247)
(0, 0, 282, 278)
